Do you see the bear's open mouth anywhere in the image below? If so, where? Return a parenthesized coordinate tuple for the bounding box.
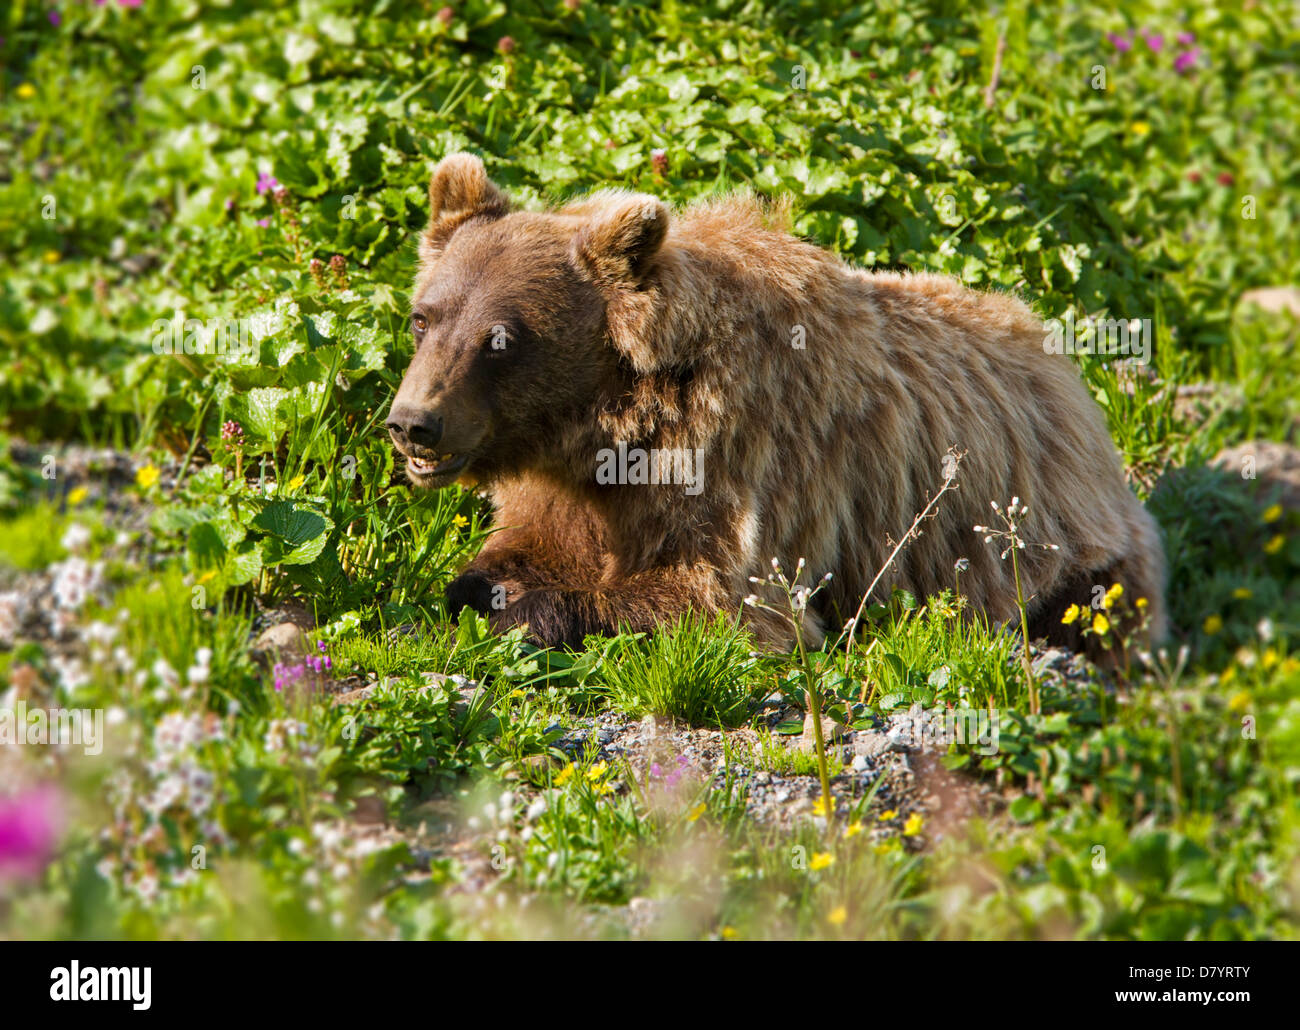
(406, 452, 468, 478)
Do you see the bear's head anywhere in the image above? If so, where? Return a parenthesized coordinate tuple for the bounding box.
(387, 153, 670, 488)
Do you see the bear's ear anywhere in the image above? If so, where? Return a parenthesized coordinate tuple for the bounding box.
(420, 153, 510, 263)
(570, 193, 669, 288)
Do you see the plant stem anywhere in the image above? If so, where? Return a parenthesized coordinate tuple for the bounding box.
(1009, 543, 1039, 715)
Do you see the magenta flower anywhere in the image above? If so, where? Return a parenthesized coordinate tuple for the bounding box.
(48, 10, 61, 26)
(0, 787, 62, 881)
(256, 218, 270, 228)
(1106, 32, 1132, 52)
(119, 0, 143, 8)
(1177, 32, 1195, 46)
(1142, 31, 1163, 52)
(1174, 48, 1201, 73)
(255, 171, 279, 195)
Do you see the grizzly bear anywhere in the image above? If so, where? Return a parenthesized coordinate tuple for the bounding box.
(386, 153, 1167, 657)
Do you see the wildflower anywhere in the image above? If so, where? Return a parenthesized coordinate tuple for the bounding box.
(256, 171, 279, 195)
(1142, 31, 1163, 51)
(553, 763, 575, 787)
(686, 802, 708, 823)
(812, 795, 835, 818)
(1203, 614, 1224, 635)
(1262, 504, 1283, 523)
(1061, 604, 1081, 625)
(808, 852, 834, 870)
(1136, 597, 1149, 612)
(1092, 613, 1111, 636)
(1130, 121, 1151, 136)
(16, 83, 36, 100)
(1228, 691, 1252, 715)
(287, 474, 305, 490)
(720, 925, 740, 939)
(1264, 535, 1285, 555)
(497, 36, 515, 55)
(878, 808, 898, 821)
(220, 420, 244, 443)
(436, 7, 453, 25)
(651, 149, 669, 175)
(903, 812, 924, 836)
(1103, 583, 1123, 609)
(66, 486, 88, 506)
(1106, 32, 1132, 52)
(0, 786, 62, 880)
(585, 761, 609, 782)
(60, 523, 91, 553)
(453, 514, 469, 529)
(1174, 48, 1200, 73)
(1232, 587, 1253, 601)
(256, 218, 270, 228)
(43, 249, 60, 263)
(827, 905, 848, 926)
(844, 821, 863, 839)
(1176, 32, 1195, 46)
(135, 464, 160, 489)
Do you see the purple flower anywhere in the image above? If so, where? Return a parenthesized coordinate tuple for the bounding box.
(650, 762, 663, 779)
(1177, 32, 1195, 46)
(1174, 48, 1201, 73)
(48, 10, 61, 26)
(255, 171, 279, 195)
(256, 218, 270, 228)
(119, 0, 143, 8)
(1142, 31, 1163, 52)
(1106, 32, 1132, 52)
(0, 787, 62, 880)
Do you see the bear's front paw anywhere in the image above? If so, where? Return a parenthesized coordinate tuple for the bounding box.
(446, 570, 506, 617)
(490, 588, 596, 650)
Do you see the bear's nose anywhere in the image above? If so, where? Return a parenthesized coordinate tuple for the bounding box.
(387, 405, 444, 450)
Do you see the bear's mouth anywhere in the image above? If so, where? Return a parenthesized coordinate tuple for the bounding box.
(406, 452, 469, 481)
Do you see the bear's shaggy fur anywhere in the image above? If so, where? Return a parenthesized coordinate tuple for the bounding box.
(386, 153, 1167, 656)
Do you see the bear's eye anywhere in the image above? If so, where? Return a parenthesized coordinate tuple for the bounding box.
(411, 314, 428, 338)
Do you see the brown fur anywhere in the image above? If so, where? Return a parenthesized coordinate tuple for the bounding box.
(387, 153, 1168, 656)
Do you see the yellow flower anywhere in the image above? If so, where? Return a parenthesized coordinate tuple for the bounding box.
(1061, 604, 1081, 626)
(43, 250, 61, 264)
(67, 486, 89, 506)
(453, 514, 469, 529)
(1263, 534, 1285, 555)
(1228, 691, 1252, 714)
(1232, 587, 1253, 600)
(16, 83, 36, 100)
(1130, 121, 1151, 136)
(196, 569, 217, 585)
(1220, 665, 1236, 685)
(957, 45, 978, 57)
(1262, 648, 1279, 670)
(1136, 597, 1149, 611)
(903, 812, 924, 836)
(873, 841, 896, 856)
(1203, 614, 1223, 635)
(590, 779, 614, 797)
(135, 464, 160, 489)
(720, 925, 739, 940)
(687, 802, 707, 823)
(287, 474, 305, 490)
(812, 795, 836, 817)
(1262, 504, 1283, 523)
(844, 821, 863, 839)
(1092, 612, 1111, 637)
(878, 809, 898, 821)
(554, 763, 575, 786)
(585, 761, 609, 781)
(1103, 583, 1123, 609)
(809, 852, 834, 871)
(827, 905, 848, 926)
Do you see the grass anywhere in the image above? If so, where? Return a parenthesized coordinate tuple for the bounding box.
(1, 0, 1298, 940)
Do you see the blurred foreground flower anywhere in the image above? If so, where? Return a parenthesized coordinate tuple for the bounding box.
(0, 786, 62, 881)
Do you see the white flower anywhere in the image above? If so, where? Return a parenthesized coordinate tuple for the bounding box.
(60, 523, 92, 553)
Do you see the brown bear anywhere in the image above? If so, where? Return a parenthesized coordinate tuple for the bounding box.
(386, 152, 1167, 657)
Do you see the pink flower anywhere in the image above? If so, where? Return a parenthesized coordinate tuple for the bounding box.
(1177, 32, 1195, 47)
(1174, 48, 1201, 73)
(0, 787, 62, 881)
(119, 0, 143, 7)
(255, 171, 279, 195)
(48, 10, 61, 26)
(1142, 31, 1163, 52)
(256, 218, 270, 228)
(1106, 32, 1132, 52)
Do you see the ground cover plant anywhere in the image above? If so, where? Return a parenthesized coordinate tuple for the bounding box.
(1, 0, 1298, 942)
